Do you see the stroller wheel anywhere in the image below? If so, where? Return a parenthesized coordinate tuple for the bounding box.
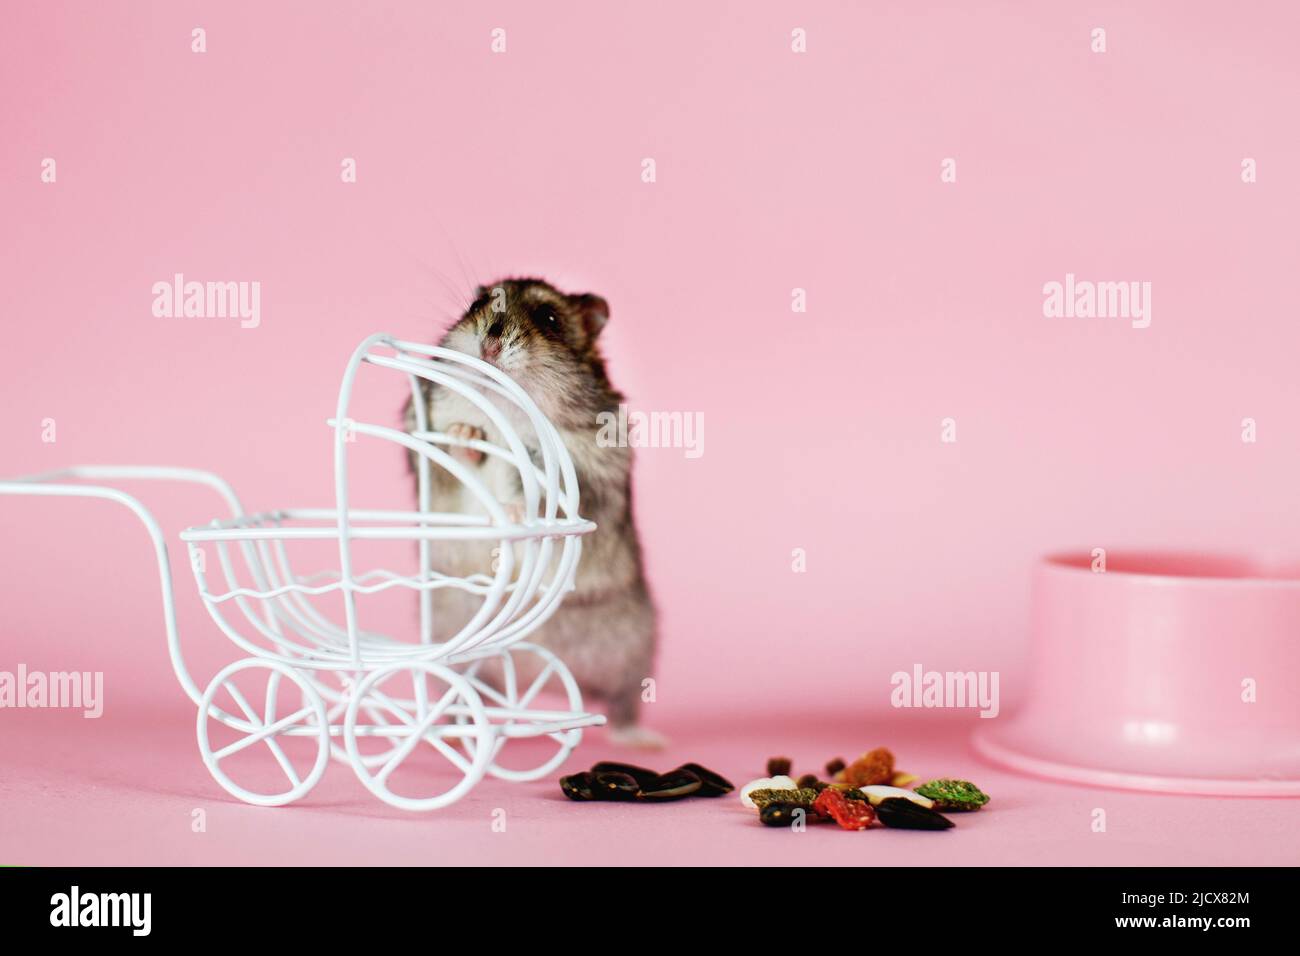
(196, 658, 331, 807)
(343, 661, 494, 811)
(460, 642, 586, 782)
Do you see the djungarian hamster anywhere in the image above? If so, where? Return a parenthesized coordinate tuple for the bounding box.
(403, 278, 660, 746)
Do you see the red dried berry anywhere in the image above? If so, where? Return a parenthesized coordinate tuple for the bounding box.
(812, 787, 877, 831)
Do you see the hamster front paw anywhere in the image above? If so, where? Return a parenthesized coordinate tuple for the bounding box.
(446, 423, 485, 464)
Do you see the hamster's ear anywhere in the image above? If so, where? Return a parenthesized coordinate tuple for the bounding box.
(573, 293, 609, 339)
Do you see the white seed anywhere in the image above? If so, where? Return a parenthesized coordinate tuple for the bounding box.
(859, 785, 934, 808)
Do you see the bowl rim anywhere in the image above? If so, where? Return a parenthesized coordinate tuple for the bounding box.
(972, 723, 1300, 797)
(1039, 550, 1300, 589)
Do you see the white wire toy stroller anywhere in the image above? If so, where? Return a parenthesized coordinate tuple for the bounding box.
(0, 334, 603, 810)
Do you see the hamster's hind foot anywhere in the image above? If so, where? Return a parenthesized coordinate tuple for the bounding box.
(606, 724, 669, 750)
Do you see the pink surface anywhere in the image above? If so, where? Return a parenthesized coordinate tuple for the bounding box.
(3, 704, 1298, 866)
(3, 2, 1300, 863)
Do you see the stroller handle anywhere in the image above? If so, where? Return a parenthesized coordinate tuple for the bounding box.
(0, 465, 248, 709)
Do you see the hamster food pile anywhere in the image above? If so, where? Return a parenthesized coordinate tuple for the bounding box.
(741, 750, 989, 831)
(558, 747, 991, 832)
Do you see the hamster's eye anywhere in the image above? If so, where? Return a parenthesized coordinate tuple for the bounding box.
(534, 304, 559, 326)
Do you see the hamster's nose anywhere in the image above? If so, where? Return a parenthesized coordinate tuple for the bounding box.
(481, 319, 504, 362)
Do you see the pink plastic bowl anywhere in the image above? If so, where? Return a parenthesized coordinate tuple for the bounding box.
(974, 552, 1300, 796)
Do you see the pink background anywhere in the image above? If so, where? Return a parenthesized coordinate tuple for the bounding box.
(2, 1, 1299, 864)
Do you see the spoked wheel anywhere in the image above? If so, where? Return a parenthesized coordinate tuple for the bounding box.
(343, 662, 494, 811)
(303, 668, 411, 770)
(197, 658, 331, 807)
(460, 641, 586, 782)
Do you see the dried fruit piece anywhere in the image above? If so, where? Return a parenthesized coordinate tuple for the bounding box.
(759, 802, 813, 827)
(739, 775, 797, 808)
(796, 773, 820, 789)
(674, 763, 734, 797)
(858, 785, 934, 808)
(890, 771, 918, 788)
(914, 779, 990, 811)
(825, 757, 846, 777)
(638, 769, 702, 801)
(747, 787, 819, 810)
(842, 747, 895, 787)
(590, 761, 659, 790)
(766, 756, 793, 777)
(560, 772, 597, 801)
(875, 797, 954, 830)
(592, 770, 641, 800)
(812, 787, 877, 830)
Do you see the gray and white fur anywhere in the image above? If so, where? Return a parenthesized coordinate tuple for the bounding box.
(403, 278, 659, 744)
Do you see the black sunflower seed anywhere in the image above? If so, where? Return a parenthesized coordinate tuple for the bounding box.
(559, 772, 596, 801)
(673, 762, 735, 796)
(759, 802, 813, 827)
(591, 770, 641, 800)
(637, 769, 702, 801)
(590, 761, 660, 789)
(875, 797, 955, 830)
